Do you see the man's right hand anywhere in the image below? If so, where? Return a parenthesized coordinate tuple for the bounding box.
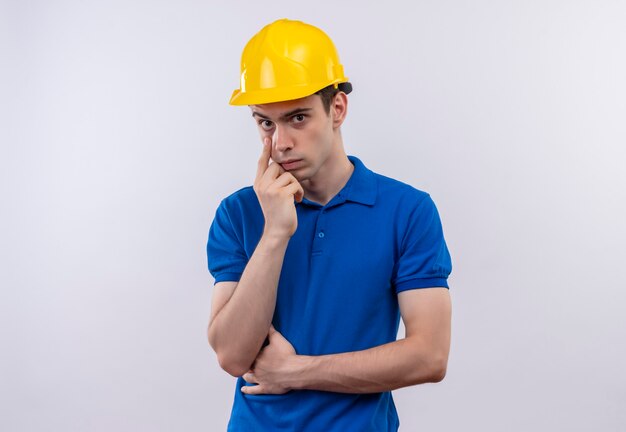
(253, 137, 305, 239)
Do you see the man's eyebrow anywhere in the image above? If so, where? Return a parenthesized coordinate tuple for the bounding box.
(251, 107, 313, 120)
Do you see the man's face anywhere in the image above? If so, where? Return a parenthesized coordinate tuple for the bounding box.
(249, 94, 335, 181)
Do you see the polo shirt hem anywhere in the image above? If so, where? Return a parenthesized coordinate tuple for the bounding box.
(214, 272, 244, 284)
(395, 277, 449, 292)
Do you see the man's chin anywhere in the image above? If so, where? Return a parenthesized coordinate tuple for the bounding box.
(287, 165, 306, 177)
(291, 171, 305, 182)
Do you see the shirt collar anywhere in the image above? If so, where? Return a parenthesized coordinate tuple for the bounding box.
(342, 155, 377, 206)
(297, 155, 378, 208)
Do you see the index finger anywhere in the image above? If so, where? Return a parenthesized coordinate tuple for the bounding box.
(256, 137, 272, 180)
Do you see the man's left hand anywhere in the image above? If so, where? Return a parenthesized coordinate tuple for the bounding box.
(241, 325, 302, 395)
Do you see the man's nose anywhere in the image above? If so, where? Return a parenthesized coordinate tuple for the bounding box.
(272, 125, 293, 152)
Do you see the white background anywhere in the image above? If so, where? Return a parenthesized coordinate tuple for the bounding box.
(2, 0, 625, 430)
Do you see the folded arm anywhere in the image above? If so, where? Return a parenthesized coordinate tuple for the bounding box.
(242, 287, 452, 394)
(208, 234, 289, 377)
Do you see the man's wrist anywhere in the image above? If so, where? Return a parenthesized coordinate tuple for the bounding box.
(287, 355, 315, 391)
(258, 231, 290, 251)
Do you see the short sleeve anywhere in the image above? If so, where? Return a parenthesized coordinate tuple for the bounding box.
(206, 199, 249, 284)
(392, 193, 452, 293)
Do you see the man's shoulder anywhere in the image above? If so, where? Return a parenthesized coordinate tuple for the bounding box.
(215, 185, 261, 218)
(221, 185, 256, 204)
(369, 169, 432, 206)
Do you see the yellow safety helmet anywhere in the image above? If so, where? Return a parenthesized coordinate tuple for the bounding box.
(229, 18, 352, 106)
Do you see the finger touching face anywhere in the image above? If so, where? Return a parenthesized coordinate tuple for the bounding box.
(256, 137, 272, 181)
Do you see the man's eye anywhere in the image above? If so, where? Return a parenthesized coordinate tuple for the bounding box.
(293, 114, 306, 123)
(259, 120, 273, 130)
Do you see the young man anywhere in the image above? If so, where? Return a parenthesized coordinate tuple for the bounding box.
(207, 18, 453, 431)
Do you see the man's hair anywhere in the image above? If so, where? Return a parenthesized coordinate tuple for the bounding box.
(314, 82, 352, 115)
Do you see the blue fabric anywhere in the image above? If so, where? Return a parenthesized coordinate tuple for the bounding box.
(207, 155, 452, 431)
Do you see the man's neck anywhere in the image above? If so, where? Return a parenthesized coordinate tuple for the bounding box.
(301, 152, 354, 206)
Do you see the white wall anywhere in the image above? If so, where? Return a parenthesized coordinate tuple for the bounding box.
(2, 0, 625, 430)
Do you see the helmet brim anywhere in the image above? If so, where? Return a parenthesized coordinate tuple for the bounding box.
(229, 79, 351, 106)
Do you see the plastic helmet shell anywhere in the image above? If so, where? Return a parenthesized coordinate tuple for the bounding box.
(229, 18, 350, 105)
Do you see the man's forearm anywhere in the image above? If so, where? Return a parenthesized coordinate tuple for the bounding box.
(289, 337, 447, 394)
(209, 234, 289, 375)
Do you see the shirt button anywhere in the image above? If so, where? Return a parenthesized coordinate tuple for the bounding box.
(318, 232, 325, 238)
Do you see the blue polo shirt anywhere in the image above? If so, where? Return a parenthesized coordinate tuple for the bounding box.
(207, 155, 452, 432)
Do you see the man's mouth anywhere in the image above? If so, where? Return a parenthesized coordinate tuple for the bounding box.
(280, 159, 303, 170)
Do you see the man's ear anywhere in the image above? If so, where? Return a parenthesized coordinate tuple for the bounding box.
(331, 92, 348, 129)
